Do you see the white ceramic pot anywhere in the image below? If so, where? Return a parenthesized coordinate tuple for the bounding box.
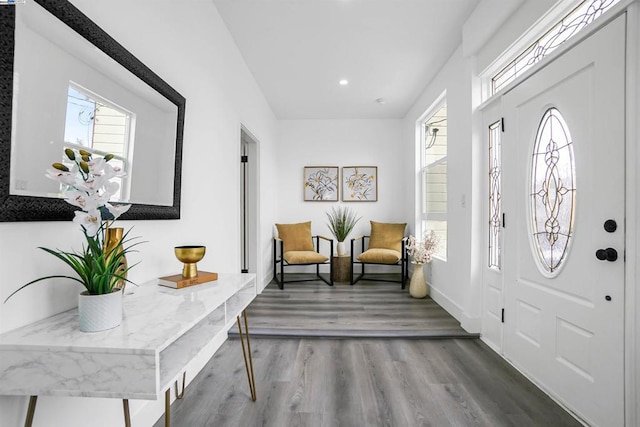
(78, 289, 123, 332)
(336, 241, 347, 256)
(409, 263, 428, 298)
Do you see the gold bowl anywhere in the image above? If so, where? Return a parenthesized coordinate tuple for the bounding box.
(174, 246, 206, 278)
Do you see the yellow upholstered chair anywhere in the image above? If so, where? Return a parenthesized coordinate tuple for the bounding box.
(273, 221, 334, 289)
(350, 221, 408, 288)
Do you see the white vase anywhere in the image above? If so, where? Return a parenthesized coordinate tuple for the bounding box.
(336, 241, 347, 256)
(78, 289, 123, 332)
(409, 263, 428, 298)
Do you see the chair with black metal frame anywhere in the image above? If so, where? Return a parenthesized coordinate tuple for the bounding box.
(350, 221, 408, 289)
(273, 221, 334, 289)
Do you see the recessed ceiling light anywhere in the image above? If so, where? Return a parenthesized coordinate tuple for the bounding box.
(339, 79, 349, 86)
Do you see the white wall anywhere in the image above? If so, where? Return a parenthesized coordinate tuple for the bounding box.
(0, 0, 279, 425)
(402, 45, 480, 332)
(276, 119, 406, 268)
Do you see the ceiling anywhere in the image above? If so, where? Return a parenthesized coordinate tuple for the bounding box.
(212, 0, 480, 120)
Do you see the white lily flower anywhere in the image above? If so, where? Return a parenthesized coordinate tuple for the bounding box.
(63, 189, 99, 211)
(73, 209, 102, 237)
(106, 203, 131, 219)
(104, 180, 120, 195)
(93, 191, 111, 209)
(89, 157, 106, 175)
(102, 162, 117, 180)
(45, 168, 77, 186)
(45, 149, 131, 234)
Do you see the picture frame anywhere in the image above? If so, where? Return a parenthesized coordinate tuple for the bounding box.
(342, 166, 377, 201)
(303, 166, 339, 201)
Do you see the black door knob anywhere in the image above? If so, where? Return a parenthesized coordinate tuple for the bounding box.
(596, 248, 618, 262)
(604, 220, 617, 233)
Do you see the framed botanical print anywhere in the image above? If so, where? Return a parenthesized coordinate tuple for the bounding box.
(342, 166, 377, 201)
(303, 166, 339, 201)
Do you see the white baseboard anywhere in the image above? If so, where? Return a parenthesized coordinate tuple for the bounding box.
(429, 284, 480, 334)
(428, 284, 464, 320)
(259, 270, 272, 293)
(461, 313, 481, 333)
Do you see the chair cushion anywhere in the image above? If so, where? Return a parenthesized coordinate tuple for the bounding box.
(357, 248, 402, 264)
(368, 221, 406, 252)
(276, 222, 314, 252)
(284, 251, 328, 264)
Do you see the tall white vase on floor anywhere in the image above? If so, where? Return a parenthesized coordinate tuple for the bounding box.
(409, 263, 428, 299)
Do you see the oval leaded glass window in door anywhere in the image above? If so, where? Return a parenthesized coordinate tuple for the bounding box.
(530, 107, 576, 275)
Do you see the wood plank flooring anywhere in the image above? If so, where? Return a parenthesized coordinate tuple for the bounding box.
(155, 338, 581, 427)
(230, 278, 476, 338)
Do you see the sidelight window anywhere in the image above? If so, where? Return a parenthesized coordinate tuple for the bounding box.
(488, 120, 502, 269)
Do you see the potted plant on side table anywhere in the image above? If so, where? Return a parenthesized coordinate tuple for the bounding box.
(3, 148, 141, 332)
(325, 206, 361, 256)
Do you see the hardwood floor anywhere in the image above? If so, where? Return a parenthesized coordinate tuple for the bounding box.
(229, 279, 477, 338)
(156, 278, 579, 426)
(156, 338, 580, 427)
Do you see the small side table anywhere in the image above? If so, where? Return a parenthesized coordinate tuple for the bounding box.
(332, 255, 351, 282)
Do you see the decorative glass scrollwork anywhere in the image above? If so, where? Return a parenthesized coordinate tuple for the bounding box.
(488, 121, 502, 269)
(492, 0, 620, 94)
(530, 108, 576, 274)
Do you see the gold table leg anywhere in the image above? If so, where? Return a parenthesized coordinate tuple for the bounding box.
(174, 371, 186, 399)
(237, 309, 257, 401)
(122, 399, 131, 427)
(24, 395, 37, 427)
(165, 388, 171, 427)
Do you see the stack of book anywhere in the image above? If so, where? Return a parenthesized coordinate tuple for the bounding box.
(158, 271, 218, 289)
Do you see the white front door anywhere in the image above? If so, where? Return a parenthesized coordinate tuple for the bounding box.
(501, 14, 625, 426)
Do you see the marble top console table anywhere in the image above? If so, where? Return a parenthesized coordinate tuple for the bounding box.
(0, 273, 257, 425)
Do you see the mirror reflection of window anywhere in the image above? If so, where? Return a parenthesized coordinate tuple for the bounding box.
(63, 84, 134, 202)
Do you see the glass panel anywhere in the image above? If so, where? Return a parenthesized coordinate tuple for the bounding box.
(530, 108, 576, 274)
(64, 86, 96, 147)
(425, 161, 447, 214)
(492, 0, 620, 94)
(63, 84, 132, 202)
(424, 104, 447, 166)
(425, 220, 447, 260)
(488, 121, 502, 269)
(422, 101, 447, 261)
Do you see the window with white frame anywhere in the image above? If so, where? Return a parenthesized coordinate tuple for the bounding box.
(421, 101, 447, 259)
(488, 120, 502, 269)
(63, 84, 133, 201)
(491, 0, 620, 95)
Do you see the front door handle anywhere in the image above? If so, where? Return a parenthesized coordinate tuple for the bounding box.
(596, 248, 618, 262)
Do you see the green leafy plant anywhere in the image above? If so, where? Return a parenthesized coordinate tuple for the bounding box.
(4, 225, 141, 302)
(325, 206, 361, 242)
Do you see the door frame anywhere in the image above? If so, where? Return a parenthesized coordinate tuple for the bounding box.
(477, 1, 640, 424)
(624, 3, 640, 426)
(239, 125, 260, 282)
(480, 96, 505, 355)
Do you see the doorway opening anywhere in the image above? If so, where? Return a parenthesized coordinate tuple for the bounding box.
(240, 127, 259, 275)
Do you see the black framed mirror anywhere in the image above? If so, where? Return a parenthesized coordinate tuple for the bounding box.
(0, 0, 185, 221)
